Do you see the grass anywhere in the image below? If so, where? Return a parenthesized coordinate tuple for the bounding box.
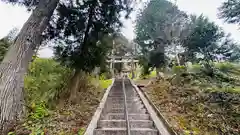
(206, 85, 240, 93)
(141, 62, 240, 134)
(146, 78, 240, 135)
(135, 62, 240, 134)
(99, 79, 112, 89)
(149, 70, 156, 77)
(10, 58, 109, 135)
(139, 70, 157, 79)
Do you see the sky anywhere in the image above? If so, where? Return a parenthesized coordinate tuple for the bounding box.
(0, 0, 240, 57)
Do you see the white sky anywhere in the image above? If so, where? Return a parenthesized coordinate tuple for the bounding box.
(0, 0, 240, 58)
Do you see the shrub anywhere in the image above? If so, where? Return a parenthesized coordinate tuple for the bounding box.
(100, 79, 112, 89)
(24, 58, 71, 108)
(215, 62, 234, 72)
(172, 65, 187, 75)
(189, 64, 202, 73)
(28, 101, 49, 121)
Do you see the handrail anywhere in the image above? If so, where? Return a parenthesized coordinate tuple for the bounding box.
(122, 78, 131, 135)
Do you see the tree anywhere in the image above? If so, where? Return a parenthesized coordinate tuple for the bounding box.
(0, 0, 132, 133)
(0, 0, 59, 132)
(213, 33, 240, 62)
(113, 33, 132, 57)
(45, 0, 132, 101)
(110, 33, 132, 74)
(181, 15, 225, 62)
(219, 0, 240, 25)
(135, 0, 188, 76)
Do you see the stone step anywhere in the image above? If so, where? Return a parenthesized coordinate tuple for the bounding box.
(108, 93, 124, 96)
(109, 97, 140, 100)
(109, 92, 124, 94)
(108, 98, 141, 103)
(107, 97, 139, 100)
(104, 113, 150, 120)
(94, 128, 158, 135)
(105, 108, 147, 113)
(109, 99, 142, 103)
(107, 103, 144, 108)
(107, 106, 145, 112)
(108, 96, 139, 99)
(98, 120, 155, 128)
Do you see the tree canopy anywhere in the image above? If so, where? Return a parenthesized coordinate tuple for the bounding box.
(181, 15, 225, 61)
(219, 0, 240, 25)
(135, 0, 188, 73)
(135, 0, 240, 76)
(0, 0, 133, 132)
(45, 0, 132, 72)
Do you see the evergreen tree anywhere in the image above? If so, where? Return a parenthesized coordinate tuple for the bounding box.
(135, 0, 187, 74)
(219, 0, 240, 25)
(0, 0, 132, 132)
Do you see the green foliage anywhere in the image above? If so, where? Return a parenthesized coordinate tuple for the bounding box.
(139, 56, 150, 76)
(128, 71, 137, 79)
(47, 0, 132, 73)
(28, 126, 45, 135)
(135, 0, 188, 70)
(140, 69, 156, 79)
(19, 58, 108, 134)
(149, 50, 166, 69)
(135, 0, 181, 48)
(189, 64, 202, 73)
(78, 128, 85, 135)
(135, 0, 173, 69)
(172, 65, 187, 74)
(149, 70, 157, 78)
(99, 72, 111, 80)
(147, 73, 240, 134)
(99, 79, 112, 89)
(25, 58, 71, 107)
(113, 33, 133, 56)
(182, 15, 224, 61)
(0, 38, 11, 62)
(219, 0, 240, 25)
(29, 102, 49, 121)
(7, 132, 15, 135)
(215, 62, 235, 72)
(140, 65, 151, 77)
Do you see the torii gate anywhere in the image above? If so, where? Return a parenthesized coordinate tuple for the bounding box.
(106, 56, 139, 79)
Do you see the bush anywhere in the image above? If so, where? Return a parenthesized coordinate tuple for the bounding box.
(172, 65, 187, 75)
(24, 58, 71, 108)
(28, 101, 49, 121)
(140, 65, 151, 77)
(100, 79, 112, 89)
(100, 72, 111, 80)
(188, 64, 202, 73)
(215, 62, 234, 72)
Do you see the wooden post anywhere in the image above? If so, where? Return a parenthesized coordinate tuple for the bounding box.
(94, 67, 100, 87)
(111, 40, 115, 78)
(131, 57, 134, 79)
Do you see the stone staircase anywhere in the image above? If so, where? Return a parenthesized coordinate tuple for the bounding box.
(93, 79, 159, 135)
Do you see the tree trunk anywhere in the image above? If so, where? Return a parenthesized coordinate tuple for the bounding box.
(69, 70, 81, 104)
(0, 0, 59, 133)
(156, 67, 164, 80)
